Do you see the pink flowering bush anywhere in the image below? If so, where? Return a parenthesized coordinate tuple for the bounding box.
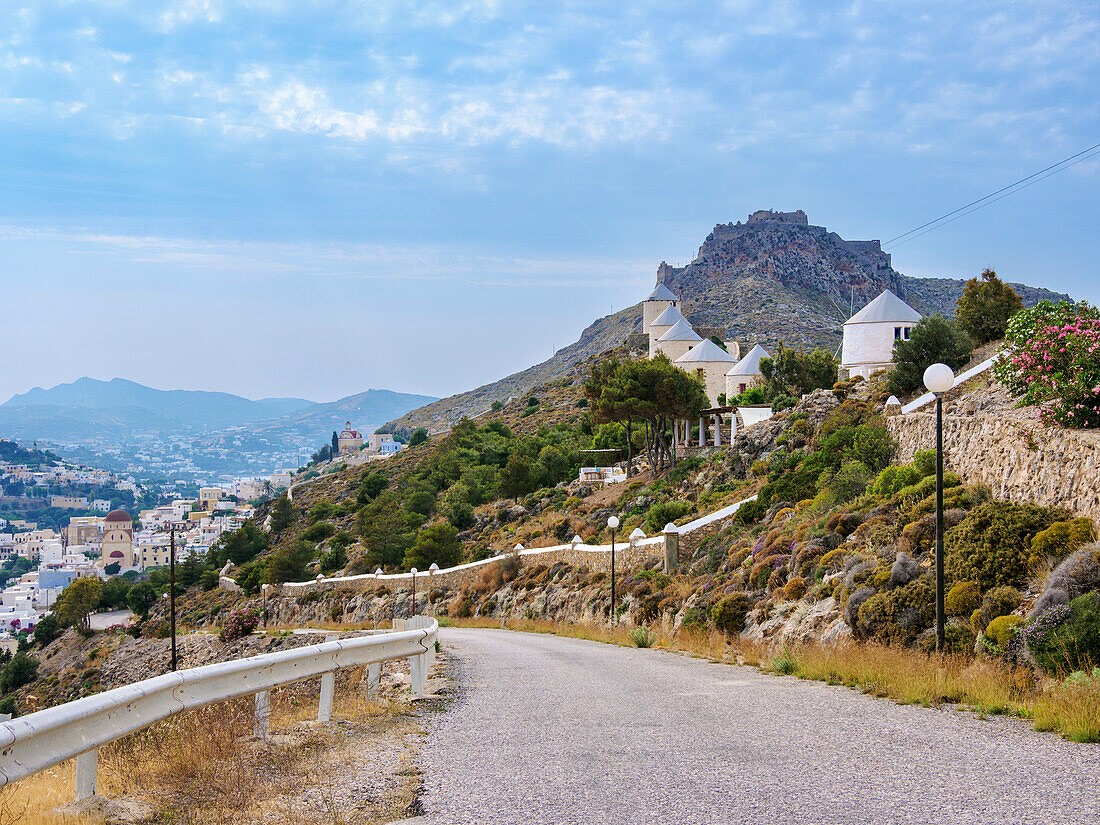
(219, 606, 261, 643)
(994, 300, 1100, 428)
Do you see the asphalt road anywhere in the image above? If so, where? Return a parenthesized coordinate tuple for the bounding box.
(417, 628, 1100, 825)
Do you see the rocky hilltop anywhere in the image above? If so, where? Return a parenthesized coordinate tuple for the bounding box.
(383, 210, 1069, 434)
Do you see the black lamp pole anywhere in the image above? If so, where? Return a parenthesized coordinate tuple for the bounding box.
(169, 527, 178, 672)
(610, 525, 617, 624)
(935, 395, 945, 653)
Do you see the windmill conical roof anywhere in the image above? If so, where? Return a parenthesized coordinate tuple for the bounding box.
(647, 283, 679, 302)
(726, 344, 771, 376)
(656, 319, 702, 342)
(651, 305, 686, 327)
(845, 289, 921, 324)
(675, 338, 737, 363)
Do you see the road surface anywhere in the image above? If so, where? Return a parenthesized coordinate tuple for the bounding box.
(417, 628, 1100, 825)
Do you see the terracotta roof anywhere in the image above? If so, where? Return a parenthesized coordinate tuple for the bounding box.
(105, 509, 132, 523)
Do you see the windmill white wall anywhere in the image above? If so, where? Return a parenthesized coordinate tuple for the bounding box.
(642, 283, 680, 332)
(840, 290, 922, 380)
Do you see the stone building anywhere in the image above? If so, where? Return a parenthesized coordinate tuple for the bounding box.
(839, 289, 921, 380)
(675, 339, 737, 405)
(648, 304, 687, 357)
(100, 509, 134, 570)
(642, 280, 680, 331)
(726, 344, 771, 398)
(337, 422, 364, 454)
(654, 318, 703, 362)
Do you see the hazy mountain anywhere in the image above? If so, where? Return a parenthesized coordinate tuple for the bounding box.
(2, 378, 313, 433)
(382, 209, 1071, 434)
(245, 389, 440, 444)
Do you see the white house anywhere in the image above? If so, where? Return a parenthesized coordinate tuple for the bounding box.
(655, 318, 703, 362)
(840, 289, 922, 380)
(642, 282, 680, 331)
(647, 304, 687, 357)
(675, 339, 738, 406)
(726, 344, 771, 398)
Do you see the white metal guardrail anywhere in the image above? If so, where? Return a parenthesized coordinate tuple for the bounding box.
(0, 618, 439, 802)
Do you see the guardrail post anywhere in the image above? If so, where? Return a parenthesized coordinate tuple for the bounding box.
(254, 691, 270, 739)
(366, 662, 381, 698)
(74, 749, 97, 800)
(318, 672, 335, 722)
(409, 654, 424, 694)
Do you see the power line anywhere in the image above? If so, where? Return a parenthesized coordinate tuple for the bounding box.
(882, 141, 1100, 250)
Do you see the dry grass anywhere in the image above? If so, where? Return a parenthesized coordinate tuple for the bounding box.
(1, 665, 416, 824)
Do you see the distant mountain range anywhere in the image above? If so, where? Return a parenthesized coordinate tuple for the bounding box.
(0, 377, 437, 448)
(382, 209, 1071, 434)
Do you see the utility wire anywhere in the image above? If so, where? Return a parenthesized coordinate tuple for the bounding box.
(882, 141, 1100, 250)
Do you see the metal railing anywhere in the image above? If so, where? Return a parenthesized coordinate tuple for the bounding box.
(0, 618, 439, 802)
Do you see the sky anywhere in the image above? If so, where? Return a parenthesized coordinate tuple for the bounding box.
(2, 0, 1098, 405)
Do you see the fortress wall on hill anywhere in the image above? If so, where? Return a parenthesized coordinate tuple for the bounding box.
(887, 412, 1100, 523)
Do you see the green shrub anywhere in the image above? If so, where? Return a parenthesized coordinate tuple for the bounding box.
(645, 501, 691, 534)
(888, 314, 973, 396)
(712, 593, 752, 635)
(972, 585, 1022, 631)
(200, 570, 219, 591)
(856, 577, 934, 646)
(869, 464, 922, 497)
(308, 502, 334, 523)
(409, 428, 429, 446)
(302, 521, 337, 542)
(0, 652, 38, 693)
(1030, 518, 1096, 567)
(892, 472, 961, 505)
(985, 614, 1025, 647)
(32, 615, 61, 648)
(944, 581, 980, 617)
(629, 627, 655, 648)
(1027, 592, 1100, 676)
(944, 501, 1067, 590)
(783, 576, 807, 601)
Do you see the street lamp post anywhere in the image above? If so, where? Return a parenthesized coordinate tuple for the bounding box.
(607, 516, 620, 624)
(261, 583, 271, 629)
(923, 363, 956, 653)
(168, 527, 177, 672)
(410, 568, 418, 617)
(428, 562, 439, 609)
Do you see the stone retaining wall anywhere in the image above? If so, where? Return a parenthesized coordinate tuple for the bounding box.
(887, 412, 1100, 523)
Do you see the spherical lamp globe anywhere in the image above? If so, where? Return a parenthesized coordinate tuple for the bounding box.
(923, 363, 955, 395)
(607, 516, 620, 530)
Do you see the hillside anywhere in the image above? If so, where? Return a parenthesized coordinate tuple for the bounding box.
(383, 210, 1069, 434)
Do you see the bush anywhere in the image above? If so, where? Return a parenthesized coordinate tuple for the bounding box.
(219, 606, 261, 643)
(629, 627, 655, 648)
(856, 577, 935, 646)
(944, 581, 980, 617)
(955, 269, 1023, 345)
(944, 500, 1067, 590)
(32, 614, 61, 647)
(1035, 546, 1100, 611)
(869, 464, 922, 497)
(783, 576, 807, 601)
(1024, 593, 1100, 676)
(1030, 519, 1096, 567)
(888, 314, 973, 396)
(302, 521, 337, 542)
(992, 300, 1100, 427)
(0, 652, 38, 693)
(972, 585, 1022, 632)
(985, 614, 1025, 647)
(712, 593, 751, 635)
(319, 543, 347, 574)
(645, 501, 691, 534)
(200, 569, 219, 591)
(140, 618, 170, 639)
(267, 540, 316, 584)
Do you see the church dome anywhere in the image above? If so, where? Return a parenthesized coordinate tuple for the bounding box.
(105, 509, 132, 523)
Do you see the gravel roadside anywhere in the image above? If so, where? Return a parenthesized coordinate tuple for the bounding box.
(418, 628, 1100, 825)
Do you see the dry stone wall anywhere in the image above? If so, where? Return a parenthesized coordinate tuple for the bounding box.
(887, 411, 1100, 523)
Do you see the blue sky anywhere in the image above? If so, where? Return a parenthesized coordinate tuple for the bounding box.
(2, 0, 1098, 405)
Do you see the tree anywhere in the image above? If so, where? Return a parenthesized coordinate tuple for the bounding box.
(126, 581, 156, 615)
(585, 358, 637, 477)
(33, 614, 61, 647)
(267, 540, 316, 584)
(269, 495, 296, 532)
(0, 652, 37, 693)
(403, 524, 462, 570)
(52, 578, 102, 628)
(104, 560, 120, 576)
(177, 550, 205, 588)
(759, 344, 838, 398)
(955, 269, 1023, 345)
(357, 472, 389, 504)
(499, 452, 538, 501)
(538, 445, 572, 487)
(356, 490, 413, 569)
(212, 520, 268, 566)
(98, 576, 132, 610)
(409, 428, 429, 446)
(331, 430, 340, 457)
(889, 314, 973, 396)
